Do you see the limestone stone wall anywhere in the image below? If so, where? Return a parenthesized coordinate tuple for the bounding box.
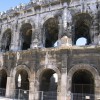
(0, 0, 99, 51)
(0, 0, 100, 100)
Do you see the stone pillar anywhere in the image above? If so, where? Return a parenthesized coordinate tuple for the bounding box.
(10, 31, 21, 51)
(29, 78, 40, 100)
(58, 17, 63, 39)
(98, 34, 100, 45)
(0, 43, 2, 52)
(6, 76, 15, 98)
(29, 79, 35, 100)
(55, 17, 63, 47)
(62, 3, 68, 35)
(67, 10, 72, 44)
(30, 29, 40, 48)
(95, 76, 100, 99)
(60, 68, 67, 100)
(31, 28, 43, 48)
(40, 27, 45, 47)
(0, 27, 6, 52)
(94, 34, 98, 45)
(62, 3, 72, 46)
(0, 31, 3, 52)
(92, 10, 99, 45)
(10, 22, 21, 51)
(31, 12, 43, 48)
(34, 80, 40, 100)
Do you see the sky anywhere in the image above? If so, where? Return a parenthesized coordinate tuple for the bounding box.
(76, 37, 87, 46)
(0, 0, 30, 12)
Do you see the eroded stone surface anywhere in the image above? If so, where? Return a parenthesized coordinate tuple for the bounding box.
(0, 0, 100, 100)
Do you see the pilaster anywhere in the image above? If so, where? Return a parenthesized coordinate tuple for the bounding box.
(58, 17, 63, 39)
(62, 3, 68, 36)
(29, 78, 39, 100)
(6, 76, 15, 98)
(29, 79, 35, 100)
(31, 27, 43, 49)
(10, 23, 21, 51)
(95, 76, 100, 99)
(60, 68, 67, 100)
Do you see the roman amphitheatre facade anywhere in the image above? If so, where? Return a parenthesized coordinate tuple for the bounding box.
(0, 0, 100, 100)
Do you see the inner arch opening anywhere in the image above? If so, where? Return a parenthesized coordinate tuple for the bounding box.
(15, 69, 29, 99)
(0, 69, 7, 96)
(20, 23, 32, 50)
(0, 69, 7, 89)
(43, 18, 59, 48)
(72, 70, 94, 94)
(15, 69, 29, 90)
(1, 29, 12, 51)
(39, 69, 58, 92)
(73, 14, 92, 45)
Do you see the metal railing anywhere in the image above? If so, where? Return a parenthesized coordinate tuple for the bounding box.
(0, 89, 58, 100)
(71, 93, 95, 100)
(43, 91, 57, 100)
(72, 84, 94, 94)
(9, 90, 58, 100)
(13, 89, 29, 100)
(0, 88, 6, 97)
(0, 88, 100, 100)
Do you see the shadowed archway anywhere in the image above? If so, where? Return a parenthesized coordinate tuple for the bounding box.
(72, 13, 92, 45)
(1, 29, 12, 51)
(72, 70, 94, 100)
(39, 69, 58, 100)
(20, 23, 32, 50)
(15, 69, 29, 90)
(0, 69, 7, 96)
(15, 69, 29, 99)
(43, 18, 59, 48)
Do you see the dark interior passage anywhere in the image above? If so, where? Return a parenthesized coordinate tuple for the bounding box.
(43, 18, 59, 48)
(15, 69, 29, 90)
(20, 23, 32, 50)
(73, 14, 92, 45)
(74, 21, 91, 45)
(40, 69, 58, 92)
(0, 70, 7, 89)
(40, 69, 58, 100)
(72, 70, 94, 94)
(1, 29, 11, 51)
(15, 69, 29, 99)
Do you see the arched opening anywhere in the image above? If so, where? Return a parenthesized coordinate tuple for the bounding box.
(15, 69, 29, 90)
(1, 29, 11, 51)
(0, 69, 7, 96)
(72, 70, 94, 99)
(39, 69, 58, 100)
(76, 37, 87, 46)
(20, 23, 32, 50)
(15, 69, 29, 99)
(73, 14, 92, 45)
(43, 18, 59, 48)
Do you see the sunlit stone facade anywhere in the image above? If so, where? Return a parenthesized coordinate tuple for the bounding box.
(0, 0, 100, 100)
